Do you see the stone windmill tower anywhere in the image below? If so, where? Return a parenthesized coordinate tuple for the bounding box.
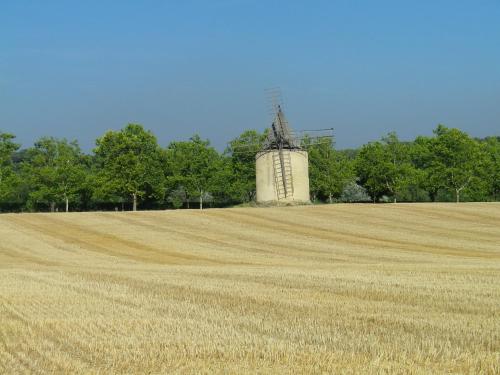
(230, 89, 333, 205)
(255, 104, 310, 204)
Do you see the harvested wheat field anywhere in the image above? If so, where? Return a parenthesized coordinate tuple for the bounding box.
(0, 203, 499, 374)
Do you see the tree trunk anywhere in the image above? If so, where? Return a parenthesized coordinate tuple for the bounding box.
(200, 194, 203, 210)
(65, 196, 69, 212)
(132, 193, 137, 211)
(50, 201, 55, 212)
(393, 196, 397, 203)
(429, 191, 436, 202)
(456, 189, 460, 203)
(328, 193, 333, 204)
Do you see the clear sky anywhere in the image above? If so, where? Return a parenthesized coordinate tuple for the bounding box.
(1, 0, 499, 151)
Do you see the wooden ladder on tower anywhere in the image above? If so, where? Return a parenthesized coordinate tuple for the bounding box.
(272, 150, 294, 200)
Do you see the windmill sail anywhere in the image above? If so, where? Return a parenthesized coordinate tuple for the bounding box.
(263, 105, 300, 151)
(261, 105, 298, 198)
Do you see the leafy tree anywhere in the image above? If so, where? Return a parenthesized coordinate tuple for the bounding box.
(0, 132, 21, 208)
(479, 137, 500, 201)
(428, 125, 482, 203)
(77, 154, 104, 211)
(307, 138, 355, 202)
(355, 142, 389, 202)
(165, 135, 220, 209)
(225, 130, 266, 202)
(381, 132, 417, 202)
(22, 137, 87, 212)
(410, 136, 443, 201)
(355, 132, 414, 203)
(207, 155, 236, 206)
(94, 124, 164, 211)
(338, 148, 359, 160)
(167, 185, 188, 209)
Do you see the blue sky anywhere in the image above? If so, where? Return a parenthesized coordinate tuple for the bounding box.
(1, 0, 499, 151)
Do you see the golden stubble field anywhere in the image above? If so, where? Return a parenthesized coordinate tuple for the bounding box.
(0, 203, 499, 374)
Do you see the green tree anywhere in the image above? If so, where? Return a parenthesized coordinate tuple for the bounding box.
(429, 125, 481, 203)
(381, 132, 417, 202)
(207, 155, 236, 206)
(165, 135, 220, 209)
(410, 136, 443, 201)
(167, 185, 188, 209)
(482, 137, 500, 201)
(225, 130, 266, 202)
(22, 137, 87, 212)
(356, 142, 389, 202)
(94, 124, 164, 211)
(355, 132, 414, 203)
(0, 132, 21, 208)
(308, 138, 355, 203)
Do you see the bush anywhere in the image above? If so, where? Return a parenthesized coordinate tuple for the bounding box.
(340, 182, 371, 203)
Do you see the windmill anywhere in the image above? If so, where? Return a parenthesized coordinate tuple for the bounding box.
(231, 89, 334, 204)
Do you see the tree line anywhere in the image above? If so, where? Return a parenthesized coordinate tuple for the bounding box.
(0, 124, 498, 212)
